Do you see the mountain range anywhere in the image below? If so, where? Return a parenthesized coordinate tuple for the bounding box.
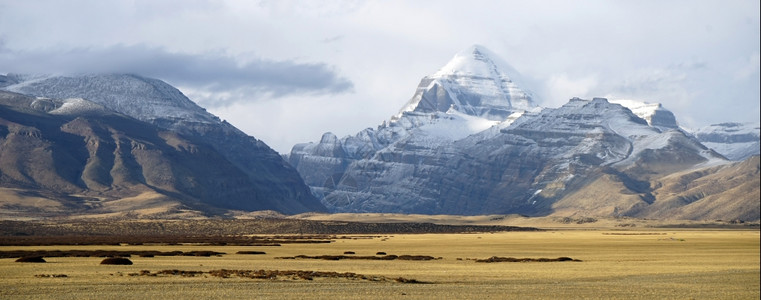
(287, 45, 759, 221)
(1, 45, 758, 221)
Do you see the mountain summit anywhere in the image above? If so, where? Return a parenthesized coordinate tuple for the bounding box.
(288, 45, 539, 199)
(288, 46, 757, 221)
(289, 45, 539, 205)
(397, 45, 535, 121)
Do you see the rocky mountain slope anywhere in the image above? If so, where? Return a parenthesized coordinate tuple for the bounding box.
(608, 100, 759, 161)
(692, 122, 760, 161)
(288, 46, 758, 221)
(0, 75, 325, 218)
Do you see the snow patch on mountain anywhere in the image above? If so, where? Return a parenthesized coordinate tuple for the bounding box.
(609, 99, 679, 130)
(693, 122, 760, 161)
(48, 98, 110, 116)
(395, 109, 500, 142)
(2, 74, 220, 125)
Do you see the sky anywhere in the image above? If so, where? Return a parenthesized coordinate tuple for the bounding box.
(1, 0, 759, 153)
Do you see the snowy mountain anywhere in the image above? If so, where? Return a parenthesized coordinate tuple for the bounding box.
(0, 74, 325, 216)
(692, 122, 760, 161)
(395, 45, 535, 121)
(609, 98, 758, 161)
(289, 45, 538, 199)
(318, 97, 725, 215)
(288, 45, 757, 221)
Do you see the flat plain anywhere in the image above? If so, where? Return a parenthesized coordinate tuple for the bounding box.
(1, 227, 758, 299)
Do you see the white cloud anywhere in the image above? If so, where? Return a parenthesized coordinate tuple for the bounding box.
(0, 44, 354, 106)
(0, 0, 758, 151)
(206, 92, 389, 153)
(544, 74, 599, 108)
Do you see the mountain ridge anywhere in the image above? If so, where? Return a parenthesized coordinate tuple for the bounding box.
(288, 45, 758, 221)
(1, 45, 757, 221)
(1, 74, 326, 217)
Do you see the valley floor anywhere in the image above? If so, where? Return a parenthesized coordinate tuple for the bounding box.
(1, 229, 758, 299)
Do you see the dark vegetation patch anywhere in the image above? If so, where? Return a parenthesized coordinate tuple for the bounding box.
(276, 254, 438, 261)
(0, 250, 225, 259)
(100, 257, 133, 265)
(15, 256, 46, 263)
(393, 277, 429, 284)
(0, 220, 540, 246)
(126, 269, 430, 283)
(475, 256, 582, 263)
(602, 232, 666, 235)
(236, 251, 266, 255)
(556, 217, 598, 224)
(34, 274, 67, 278)
(343, 251, 355, 255)
(0, 233, 329, 247)
(129, 269, 205, 277)
(376, 252, 386, 255)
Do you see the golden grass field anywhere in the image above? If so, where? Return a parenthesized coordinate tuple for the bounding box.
(1, 228, 758, 299)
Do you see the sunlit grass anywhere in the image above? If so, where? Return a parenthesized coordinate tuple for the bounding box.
(1, 230, 758, 299)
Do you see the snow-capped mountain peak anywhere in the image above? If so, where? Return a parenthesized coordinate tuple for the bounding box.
(433, 45, 525, 82)
(396, 45, 536, 122)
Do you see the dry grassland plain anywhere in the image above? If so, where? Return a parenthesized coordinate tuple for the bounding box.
(1, 230, 758, 299)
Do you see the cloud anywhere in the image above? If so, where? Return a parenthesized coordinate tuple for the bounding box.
(614, 67, 689, 100)
(0, 0, 756, 151)
(735, 52, 761, 80)
(0, 44, 353, 107)
(543, 74, 599, 107)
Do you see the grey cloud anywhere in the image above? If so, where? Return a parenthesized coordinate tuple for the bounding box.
(0, 44, 354, 106)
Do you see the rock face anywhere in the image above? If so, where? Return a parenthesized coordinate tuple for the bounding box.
(692, 122, 760, 161)
(288, 45, 757, 221)
(0, 74, 325, 216)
